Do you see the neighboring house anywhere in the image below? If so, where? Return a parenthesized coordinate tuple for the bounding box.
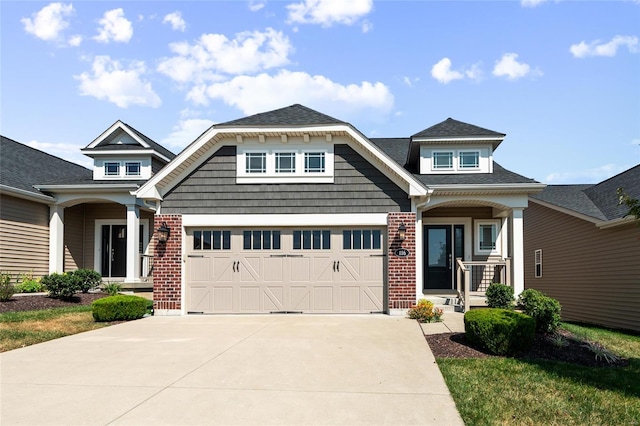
(0, 122, 175, 288)
(135, 104, 544, 315)
(524, 165, 640, 332)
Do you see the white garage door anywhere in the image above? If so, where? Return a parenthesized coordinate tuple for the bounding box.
(186, 228, 385, 314)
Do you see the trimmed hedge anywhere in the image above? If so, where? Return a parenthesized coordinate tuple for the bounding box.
(92, 295, 148, 322)
(70, 269, 102, 293)
(464, 308, 535, 356)
(485, 283, 514, 309)
(518, 289, 562, 333)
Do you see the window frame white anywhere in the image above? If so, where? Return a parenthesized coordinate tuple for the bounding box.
(475, 219, 501, 255)
(125, 161, 141, 176)
(237, 145, 334, 183)
(459, 150, 480, 170)
(245, 152, 267, 174)
(534, 249, 542, 278)
(432, 151, 454, 170)
(104, 162, 120, 176)
(275, 151, 296, 174)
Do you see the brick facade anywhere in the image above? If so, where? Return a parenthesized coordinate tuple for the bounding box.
(387, 212, 417, 312)
(153, 214, 182, 313)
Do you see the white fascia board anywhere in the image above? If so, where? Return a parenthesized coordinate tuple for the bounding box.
(182, 213, 389, 227)
(85, 121, 150, 149)
(80, 149, 171, 163)
(34, 184, 140, 193)
(430, 183, 546, 194)
(597, 216, 636, 229)
(0, 185, 55, 203)
(528, 197, 604, 225)
(136, 124, 428, 200)
(413, 136, 504, 143)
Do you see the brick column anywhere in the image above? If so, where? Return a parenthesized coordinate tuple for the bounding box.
(153, 214, 182, 315)
(387, 212, 416, 315)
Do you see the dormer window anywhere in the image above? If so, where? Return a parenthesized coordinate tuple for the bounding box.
(105, 162, 120, 176)
(125, 162, 141, 176)
(421, 146, 492, 174)
(237, 145, 334, 183)
(275, 152, 295, 173)
(433, 152, 453, 170)
(246, 152, 267, 174)
(459, 151, 479, 169)
(304, 152, 325, 173)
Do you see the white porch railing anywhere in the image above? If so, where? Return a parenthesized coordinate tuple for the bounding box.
(456, 258, 511, 312)
(140, 254, 154, 279)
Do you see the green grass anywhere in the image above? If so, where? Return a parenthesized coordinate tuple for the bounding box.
(0, 306, 110, 352)
(438, 323, 640, 425)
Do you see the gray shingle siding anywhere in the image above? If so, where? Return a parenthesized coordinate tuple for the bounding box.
(161, 145, 410, 214)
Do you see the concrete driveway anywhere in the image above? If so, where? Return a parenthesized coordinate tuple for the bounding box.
(1, 315, 463, 426)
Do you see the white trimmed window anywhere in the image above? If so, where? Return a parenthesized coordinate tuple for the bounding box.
(246, 152, 266, 174)
(433, 152, 453, 170)
(475, 220, 500, 255)
(237, 146, 333, 183)
(459, 151, 480, 169)
(105, 162, 120, 176)
(535, 249, 542, 278)
(275, 152, 295, 173)
(304, 152, 325, 173)
(125, 162, 141, 176)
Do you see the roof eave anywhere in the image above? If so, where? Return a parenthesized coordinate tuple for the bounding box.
(528, 197, 605, 224)
(429, 183, 546, 196)
(33, 184, 140, 193)
(0, 184, 55, 204)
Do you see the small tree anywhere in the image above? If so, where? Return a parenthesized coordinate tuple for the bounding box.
(617, 187, 640, 224)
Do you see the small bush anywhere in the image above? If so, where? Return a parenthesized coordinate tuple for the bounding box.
(92, 295, 148, 322)
(408, 299, 441, 323)
(0, 272, 15, 301)
(485, 283, 514, 309)
(42, 272, 77, 299)
(101, 282, 122, 296)
(15, 271, 44, 293)
(464, 308, 535, 356)
(518, 288, 562, 334)
(69, 269, 102, 293)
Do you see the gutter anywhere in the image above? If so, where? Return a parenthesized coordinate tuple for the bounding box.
(0, 184, 55, 204)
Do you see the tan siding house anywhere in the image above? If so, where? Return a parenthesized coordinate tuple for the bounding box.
(524, 165, 640, 332)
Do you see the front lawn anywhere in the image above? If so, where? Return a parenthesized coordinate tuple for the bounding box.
(0, 306, 110, 352)
(437, 323, 640, 425)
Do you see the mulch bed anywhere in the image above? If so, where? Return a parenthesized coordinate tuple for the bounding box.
(425, 330, 629, 367)
(0, 292, 109, 313)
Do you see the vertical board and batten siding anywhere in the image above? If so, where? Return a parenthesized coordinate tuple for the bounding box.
(161, 145, 410, 214)
(524, 202, 640, 332)
(0, 195, 50, 278)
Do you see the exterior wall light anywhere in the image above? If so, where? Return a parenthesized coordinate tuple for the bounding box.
(398, 222, 406, 242)
(157, 222, 170, 243)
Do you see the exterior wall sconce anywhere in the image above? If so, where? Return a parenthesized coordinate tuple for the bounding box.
(157, 222, 170, 243)
(398, 222, 406, 242)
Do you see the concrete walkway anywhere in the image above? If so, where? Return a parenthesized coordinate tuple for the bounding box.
(420, 311, 466, 335)
(1, 315, 463, 426)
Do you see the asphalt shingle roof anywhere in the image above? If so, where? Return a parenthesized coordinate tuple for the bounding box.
(217, 104, 346, 127)
(369, 138, 410, 167)
(412, 118, 505, 139)
(125, 124, 176, 160)
(0, 136, 93, 195)
(532, 165, 640, 221)
(83, 122, 176, 161)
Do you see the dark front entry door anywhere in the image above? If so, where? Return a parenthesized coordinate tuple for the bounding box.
(424, 225, 452, 290)
(101, 225, 127, 277)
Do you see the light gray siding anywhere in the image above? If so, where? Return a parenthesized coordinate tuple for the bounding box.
(161, 145, 410, 214)
(524, 202, 640, 332)
(0, 195, 50, 278)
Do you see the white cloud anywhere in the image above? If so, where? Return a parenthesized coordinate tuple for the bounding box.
(248, 1, 266, 12)
(157, 28, 293, 83)
(521, 0, 549, 7)
(68, 34, 82, 47)
(361, 20, 373, 33)
(492, 53, 541, 80)
(287, 0, 373, 27)
(544, 164, 630, 184)
(74, 56, 161, 108)
(402, 76, 419, 87)
(570, 35, 639, 58)
(21, 2, 74, 43)
(186, 70, 393, 117)
(465, 62, 484, 81)
(431, 58, 464, 84)
(163, 11, 186, 32)
(26, 140, 92, 168)
(161, 118, 216, 150)
(94, 8, 133, 43)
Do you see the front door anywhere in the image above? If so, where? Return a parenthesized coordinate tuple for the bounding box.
(424, 225, 452, 289)
(101, 225, 127, 277)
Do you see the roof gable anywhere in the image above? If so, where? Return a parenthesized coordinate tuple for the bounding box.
(216, 104, 345, 127)
(82, 121, 175, 161)
(412, 118, 505, 139)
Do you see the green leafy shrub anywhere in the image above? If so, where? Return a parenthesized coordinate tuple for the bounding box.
(0, 272, 15, 301)
(101, 282, 122, 296)
(408, 299, 441, 322)
(92, 295, 148, 322)
(485, 283, 514, 309)
(15, 271, 44, 293)
(517, 288, 562, 334)
(69, 269, 102, 293)
(464, 308, 535, 356)
(41, 272, 77, 299)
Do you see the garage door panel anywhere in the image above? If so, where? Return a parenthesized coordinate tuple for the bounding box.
(189, 257, 211, 283)
(213, 257, 234, 283)
(289, 258, 310, 282)
(213, 287, 233, 311)
(312, 257, 333, 282)
(263, 286, 285, 311)
(340, 286, 360, 311)
(188, 286, 212, 312)
(363, 286, 384, 312)
(313, 286, 334, 311)
(339, 257, 360, 282)
(263, 258, 284, 281)
(240, 286, 260, 311)
(290, 286, 311, 311)
(239, 257, 261, 283)
(363, 257, 383, 281)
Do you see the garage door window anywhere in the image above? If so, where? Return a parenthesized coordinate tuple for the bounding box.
(243, 230, 281, 250)
(343, 229, 382, 250)
(194, 230, 231, 250)
(293, 230, 331, 250)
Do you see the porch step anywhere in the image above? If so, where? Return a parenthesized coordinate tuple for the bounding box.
(423, 296, 462, 313)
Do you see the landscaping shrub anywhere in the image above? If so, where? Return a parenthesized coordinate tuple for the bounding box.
(15, 271, 44, 293)
(0, 272, 15, 301)
(69, 269, 102, 293)
(407, 299, 443, 322)
(464, 308, 535, 356)
(92, 295, 148, 322)
(518, 288, 562, 334)
(485, 283, 514, 309)
(41, 272, 77, 299)
(101, 282, 122, 296)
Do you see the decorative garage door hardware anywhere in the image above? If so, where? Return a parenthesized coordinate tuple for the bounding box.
(333, 261, 340, 272)
(268, 254, 304, 258)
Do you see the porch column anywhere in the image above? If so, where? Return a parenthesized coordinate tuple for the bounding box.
(125, 204, 140, 283)
(511, 208, 525, 297)
(49, 205, 65, 273)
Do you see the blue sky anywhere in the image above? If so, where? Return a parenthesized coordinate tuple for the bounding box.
(2, 0, 639, 184)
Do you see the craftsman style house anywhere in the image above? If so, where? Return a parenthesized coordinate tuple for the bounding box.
(524, 165, 640, 332)
(1, 105, 544, 315)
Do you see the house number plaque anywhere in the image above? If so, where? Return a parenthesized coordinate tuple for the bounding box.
(394, 248, 410, 257)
